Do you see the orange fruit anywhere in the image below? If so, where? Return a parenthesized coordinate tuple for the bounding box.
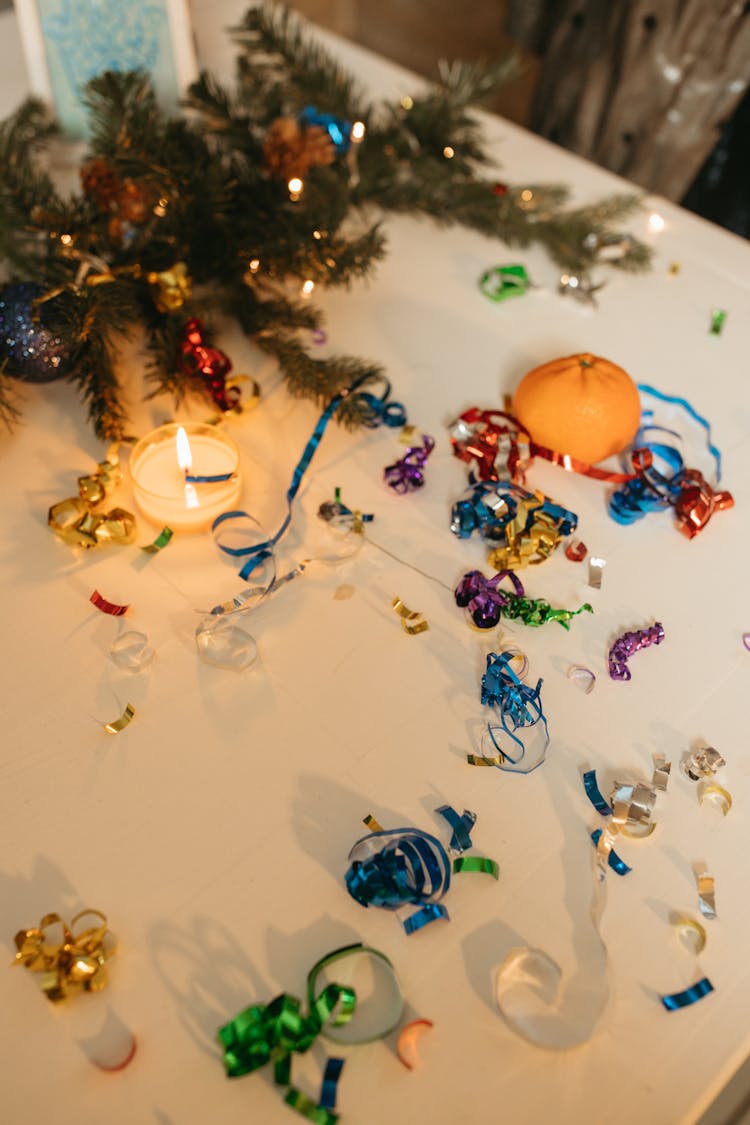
(513, 352, 642, 464)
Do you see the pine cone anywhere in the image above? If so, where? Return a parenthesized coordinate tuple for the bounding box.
(263, 116, 335, 181)
(80, 158, 121, 209)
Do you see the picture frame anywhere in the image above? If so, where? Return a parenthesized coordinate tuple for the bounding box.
(14, 0, 198, 138)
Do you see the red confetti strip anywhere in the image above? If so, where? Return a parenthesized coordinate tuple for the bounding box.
(565, 539, 587, 562)
(90, 589, 130, 616)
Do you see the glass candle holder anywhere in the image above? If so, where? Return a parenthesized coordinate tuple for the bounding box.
(130, 422, 242, 532)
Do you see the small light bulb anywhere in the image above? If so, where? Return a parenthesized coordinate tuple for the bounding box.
(288, 177, 304, 200)
(400, 95, 414, 110)
(648, 212, 665, 233)
(301, 279, 315, 297)
(312, 230, 322, 240)
(248, 258, 260, 273)
(351, 121, 366, 142)
(521, 189, 533, 202)
(443, 145, 455, 159)
(60, 233, 73, 245)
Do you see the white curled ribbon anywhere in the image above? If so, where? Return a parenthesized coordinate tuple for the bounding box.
(494, 859, 610, 1050)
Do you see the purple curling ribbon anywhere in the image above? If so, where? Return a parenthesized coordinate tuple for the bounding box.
(608, 622, 665, 681)
(455, 569, 524, 629)
(384, 435, 434, 494)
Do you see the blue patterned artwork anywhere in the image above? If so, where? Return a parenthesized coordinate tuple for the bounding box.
(37, 0, 182, 137)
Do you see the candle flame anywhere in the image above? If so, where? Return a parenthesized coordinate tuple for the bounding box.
(176, 426, 192, 471)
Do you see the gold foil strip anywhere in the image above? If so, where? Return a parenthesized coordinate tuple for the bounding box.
(104, 703, 135, 734)
(13, 909, 115, 1001)
(652, 755, 671, 791)
(363, 814, 384, 833)
(697, 873, 717, 920)
(392, 597, 429, 634)
(467, 754, 504, 766)
(698, 783, 732, 815)
(487, 496, 563, 570)
(399, 424, 418, 444)
(612, 781, 657, 837)
(673, 914, 706, 955)
(49, 443, 136, 548)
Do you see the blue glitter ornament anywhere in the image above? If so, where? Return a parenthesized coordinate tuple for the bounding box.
(0, 282, 72, 383)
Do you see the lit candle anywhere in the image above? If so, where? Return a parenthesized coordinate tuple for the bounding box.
(130, 422, 242, 532)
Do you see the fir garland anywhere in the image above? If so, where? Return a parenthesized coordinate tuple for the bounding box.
(0, 2, 650, 439)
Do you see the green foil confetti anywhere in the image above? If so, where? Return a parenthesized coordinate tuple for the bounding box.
(479, 264, 530, 302)
(709, 309, 727, 336)
(453, 856, 500, 878)
(141, 526, 173, 553)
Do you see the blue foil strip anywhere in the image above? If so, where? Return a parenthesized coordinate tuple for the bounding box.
(638, 384, 722, 481)
(185, 471, 235, 484)
(583, 770, 613, 816)
(403, 903, 449, 935)
(319, 1057, 345, 1110)
(590, 829, 631, 875)
(435, 805, 476, 852)
(345, 828, 452, 912)
(661, 977, 714, 1011)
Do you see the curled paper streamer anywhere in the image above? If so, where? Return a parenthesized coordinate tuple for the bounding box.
(397, 1019, 434, 1070)
(384, 435, 434, 493)
(661, 978, 714, 1011)
(109, 631, 154, 672)
(140, 526, 173, 553)
(345, 806, 498, 935)
(567, 665, 596, 694)
(697, 873, 716, 920)
(474, 651, 549, 773)
(48, 445, 136, 549)
(219, 944, 403, 1122)
(455, 568, 592, 630)
(392, 597, 429, 635)
(479, 263, 531, 301)
(495, 859, 609, 1049)
(608, 622, 664, 681)
(13, 910, 115, 1001)
(698, 783, 732, 816)
(683, 746, 725, 782)
(90, 589, 129, 616)
(104, 703, 135, 734)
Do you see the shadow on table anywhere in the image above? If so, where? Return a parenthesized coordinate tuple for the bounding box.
(0, 853, 84, 944)
(150, 913, 267, 1059)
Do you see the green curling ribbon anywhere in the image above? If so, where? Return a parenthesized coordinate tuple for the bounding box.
(453, 856, 500, 878)
(219, 943, 401, 1118)
(503, 593, 592, 628)
(479, 264, 531, 302)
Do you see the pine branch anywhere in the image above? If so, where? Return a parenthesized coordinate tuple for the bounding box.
(0, 367, 22, 431)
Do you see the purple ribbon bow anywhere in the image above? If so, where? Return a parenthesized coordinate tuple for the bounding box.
(384, 435, 435, 494)
(454, 569, 524, 629)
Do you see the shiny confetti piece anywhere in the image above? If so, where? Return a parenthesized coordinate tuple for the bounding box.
(109, 630, 154, 672)
(743, 633, 750, 651)
(479, 263, 531, 301)
(13, 910, 115, 1001)
(699, 783, 732, 816)
(399, 424, 418, 444)
(611, 781, 658, 838)
(452, 856, 500, 878)
(319, 1057, 344, 1110)
(196, 616, 258, 672)
(661, 978, 713, 1011)
(184, 470, 237, 484)
(455, 568, 592, 630)
(363, 814, 384, 833)
(392, 597, 429, 634)
(565, 538, 587, 562)
(608, 622, 664, 681)
(668, 262, 681, 275)
(467, 754, 503, 767)
(311, 328, 327, 345)
(450, 479, 578, 569)
(140, 526, 173, 553)
(397, 1019, 434, 1070)
(567, 665, 596, 694)
(90, 589, 129, 616)
(384, 434, 434, 493)
(588, 556, 606, 589)
(652, 754, 671, 791)
(697, 873, 716, 919)
(590, 829, 631, 875)
(709, 309, 727, 336)
(673, 915, 706, 955)
(684, 745, 725, 782)
(104, 703, 135, 734)
(49, 447, 136, 549)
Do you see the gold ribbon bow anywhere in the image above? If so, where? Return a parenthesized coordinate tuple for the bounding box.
(48, 444, 135, 548)
(487, 495, 563, 570)
(13, 910, 116, 1001)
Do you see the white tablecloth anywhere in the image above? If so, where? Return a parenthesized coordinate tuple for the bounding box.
(1, 4, 748, 1124)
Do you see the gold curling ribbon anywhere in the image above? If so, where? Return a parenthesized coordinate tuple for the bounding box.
(49, 443, 136, 548)
(392, 597, 429, 635)
(363, 814, 384, 832)
(699, 783, 732, 815)
(672, 914, 707, 955)
(13, 910, 115, 1002)
(104, 703, 136, 734)
(487, 495, 563, 570)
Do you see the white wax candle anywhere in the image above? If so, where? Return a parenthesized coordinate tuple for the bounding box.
(131, 424, 242, 532)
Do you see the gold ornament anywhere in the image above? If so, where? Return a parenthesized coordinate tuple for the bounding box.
(263, 116, 335, 181)
(147, 262, 192, 312)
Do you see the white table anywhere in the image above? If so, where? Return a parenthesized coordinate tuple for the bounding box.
(1, 4, 748, 1124)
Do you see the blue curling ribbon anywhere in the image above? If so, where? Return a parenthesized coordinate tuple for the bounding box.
(480, 651, 549, 772)
(436, 805, 476, 852)
(582, 770, 612, 816)
(345, 827, 452, 934)
(300, 105, 352, 153)
(450, 481, 577, 542)
(403, 902, 449, 935)
(213, 376, 405, 580)
(661, 977, 714, 1011)
(590, 829, 631, 875)
(319, 1057, 345, 1110)
(638, 384, 722, 481)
